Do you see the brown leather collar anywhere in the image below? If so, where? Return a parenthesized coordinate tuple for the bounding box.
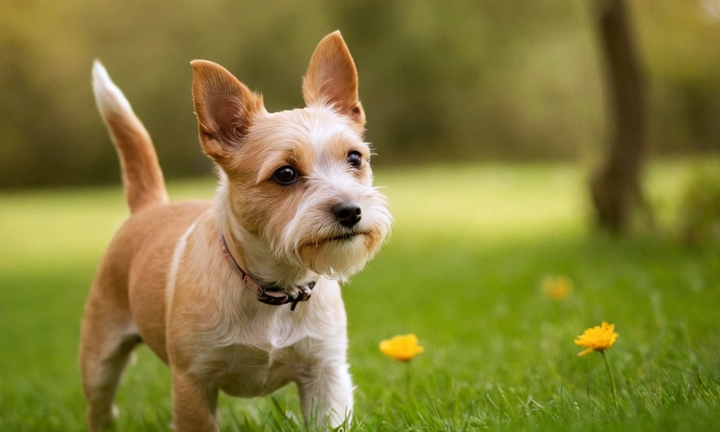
(220, 235, 314, 311)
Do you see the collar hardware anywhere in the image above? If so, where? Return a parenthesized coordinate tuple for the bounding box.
(220, 234, 314, 311)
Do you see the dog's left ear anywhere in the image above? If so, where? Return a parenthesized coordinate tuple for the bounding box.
(303, 31, 365, 130)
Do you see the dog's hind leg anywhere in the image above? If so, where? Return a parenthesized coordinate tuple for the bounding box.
(80, 282, 141, 431)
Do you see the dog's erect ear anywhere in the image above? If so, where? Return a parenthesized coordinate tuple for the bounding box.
(191, 60, 264, 163)
(303, 31, 365, 129)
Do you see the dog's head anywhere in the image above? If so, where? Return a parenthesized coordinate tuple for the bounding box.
(191, 31, 391, 282)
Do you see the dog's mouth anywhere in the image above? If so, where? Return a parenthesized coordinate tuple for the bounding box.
(310, 231, 367, 246)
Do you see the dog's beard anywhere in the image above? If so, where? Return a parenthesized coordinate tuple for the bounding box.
(277, 194, 392, 281)
(297, 228, 387, 280)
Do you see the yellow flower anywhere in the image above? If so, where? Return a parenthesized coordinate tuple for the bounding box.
(574, 322, 619, 357)
(379, 334, 424, 361)
(542, 275, 573, 301)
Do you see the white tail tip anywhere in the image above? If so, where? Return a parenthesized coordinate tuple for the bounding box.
(92, 60, 133, 115)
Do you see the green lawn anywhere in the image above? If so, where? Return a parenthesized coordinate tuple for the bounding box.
(1, 161, 718, 431)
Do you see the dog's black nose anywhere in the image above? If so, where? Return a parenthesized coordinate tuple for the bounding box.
(333, 202, 362, 228)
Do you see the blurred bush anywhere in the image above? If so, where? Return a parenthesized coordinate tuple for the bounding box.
(679, 163, 720, 245)
(0, 0, 718, 188)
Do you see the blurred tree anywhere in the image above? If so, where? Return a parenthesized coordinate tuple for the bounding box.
(589, 0, 651, 234)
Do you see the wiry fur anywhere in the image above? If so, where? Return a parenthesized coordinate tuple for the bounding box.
(79, 31, 391, 432)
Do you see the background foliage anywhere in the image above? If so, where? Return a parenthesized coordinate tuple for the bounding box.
(1, 0, 719, 187)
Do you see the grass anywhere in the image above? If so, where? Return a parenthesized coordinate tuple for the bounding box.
(1, 160, 718, 431)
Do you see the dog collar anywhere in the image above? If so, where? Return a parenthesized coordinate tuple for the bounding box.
(220, 234, 314, 311)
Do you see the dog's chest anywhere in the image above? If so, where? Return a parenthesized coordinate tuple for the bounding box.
(194, 340, 311, 398)
(213, 345, 303, 397)
(185, 311, 324, 398)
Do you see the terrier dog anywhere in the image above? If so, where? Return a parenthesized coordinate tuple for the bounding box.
(80, 31, 391, 431)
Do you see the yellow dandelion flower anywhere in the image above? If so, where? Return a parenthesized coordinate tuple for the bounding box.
(574, 322, 619, 357)
(379, 334, 424, 361)
(542, 275, 573, 301)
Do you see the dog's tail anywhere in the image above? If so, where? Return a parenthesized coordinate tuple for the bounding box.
(92, 60, 169, 214)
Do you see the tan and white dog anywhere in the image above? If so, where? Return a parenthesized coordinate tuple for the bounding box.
(80, 31, 391, 431)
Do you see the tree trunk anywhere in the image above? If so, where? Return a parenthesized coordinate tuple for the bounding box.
(590, 0, 651, 234)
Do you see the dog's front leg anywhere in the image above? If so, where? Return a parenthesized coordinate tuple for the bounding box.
(171, 371, 219, 432)
(297, 362, 354, 428)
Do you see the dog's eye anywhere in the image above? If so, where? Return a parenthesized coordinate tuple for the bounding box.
(347, 151, 362, 170)
(273, 166, 299, 185)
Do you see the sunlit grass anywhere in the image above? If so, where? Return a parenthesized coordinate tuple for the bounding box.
(380, 163, 586, 242)
(0, 160, 718, 431)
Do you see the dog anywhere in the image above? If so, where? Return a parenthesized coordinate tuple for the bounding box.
(79, 31, 392, 431)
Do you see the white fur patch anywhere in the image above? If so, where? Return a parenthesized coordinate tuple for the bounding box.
(165, 220, 199, 315)
(304, 107, 355, 154)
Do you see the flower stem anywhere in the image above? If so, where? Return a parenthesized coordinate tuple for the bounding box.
(405, 361, 411, 397)
(600, 350, 618, 411)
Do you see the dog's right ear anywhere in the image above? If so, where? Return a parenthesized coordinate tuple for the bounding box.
(303, 31, 365, 131)
(191, 60, 264, 164)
